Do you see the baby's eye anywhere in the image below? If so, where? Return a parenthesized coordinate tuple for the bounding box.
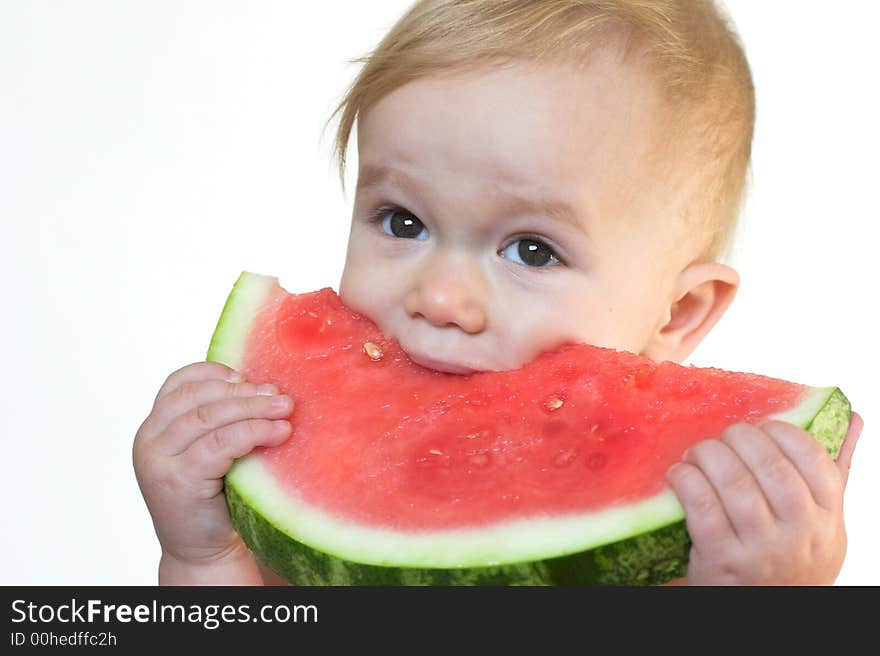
(373, 207, 429, 241)
(499, 237, 561, 268)
(368, 206, 561, 267)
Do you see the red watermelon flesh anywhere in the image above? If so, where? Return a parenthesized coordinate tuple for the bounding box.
(216, 275, 828, 532)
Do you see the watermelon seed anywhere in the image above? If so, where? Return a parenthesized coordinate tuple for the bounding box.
(363, 342, 384, 361)
(307, 311, 318, 318)
(417, 448, 452, 468)
(542, 395, 565, 413)
(468, 453, 491, 467)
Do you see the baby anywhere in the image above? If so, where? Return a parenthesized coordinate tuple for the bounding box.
(133, 0, 862, 585)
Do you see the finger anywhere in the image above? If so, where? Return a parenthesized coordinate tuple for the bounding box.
(836, 411, 863, 488)
(760, 420, 841, 511)
(148, 379, 281, 438)
(158, 393, 294, 456)
(666, 460, 739, 551)
(721, 423, 816, 523)
(682, 436, 776, 539)
(180, 419, 293, 480)
(154, 361, 244, 405)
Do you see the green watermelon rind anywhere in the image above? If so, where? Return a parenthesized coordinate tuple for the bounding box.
(227, 455, 689, 569)
(225, 482, 692, 585)
(789, 387, 850, 460)
(208, 272, 851, 585)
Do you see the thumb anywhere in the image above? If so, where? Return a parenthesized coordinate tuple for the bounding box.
(836, 410, 863, 488)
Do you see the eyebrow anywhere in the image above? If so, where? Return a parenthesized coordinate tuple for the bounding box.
(356, 163, 587, 234)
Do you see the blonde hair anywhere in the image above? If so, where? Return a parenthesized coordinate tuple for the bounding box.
(327, 0, 755, 263)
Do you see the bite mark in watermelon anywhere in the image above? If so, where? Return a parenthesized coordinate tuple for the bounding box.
(207, 272, 851, 585)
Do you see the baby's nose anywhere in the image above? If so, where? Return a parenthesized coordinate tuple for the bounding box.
(404, 257, 488, 334)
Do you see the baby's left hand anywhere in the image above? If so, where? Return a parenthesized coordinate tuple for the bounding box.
(666, 413, 863, 585)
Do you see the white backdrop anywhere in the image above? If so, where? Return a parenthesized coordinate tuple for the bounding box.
(1, 1, 877, 585)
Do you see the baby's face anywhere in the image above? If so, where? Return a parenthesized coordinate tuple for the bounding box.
(339, 50, 689, 374)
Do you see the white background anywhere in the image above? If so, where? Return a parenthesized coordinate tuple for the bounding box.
(1, 1, 877, 585)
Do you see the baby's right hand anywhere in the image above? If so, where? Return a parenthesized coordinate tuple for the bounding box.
(133, 362, 293, 583)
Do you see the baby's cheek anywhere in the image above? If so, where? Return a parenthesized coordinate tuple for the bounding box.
(563, 304, 636, 352)
(339, 274, 385, 323)
(503, 317, 592, 367)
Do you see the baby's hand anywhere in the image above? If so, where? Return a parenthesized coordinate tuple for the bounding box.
(666, 414, 862, 585)
(133, 362, 293, 584)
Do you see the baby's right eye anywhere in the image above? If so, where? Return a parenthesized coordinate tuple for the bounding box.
(370, 206, 429, 241)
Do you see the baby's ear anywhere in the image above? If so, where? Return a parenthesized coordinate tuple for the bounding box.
(641, 262, 740, 363)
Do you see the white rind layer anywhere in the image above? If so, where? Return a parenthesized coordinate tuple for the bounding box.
(769, 386, 837, 427)
(207, 272, 278, 370)
(227, 457, 686, 568)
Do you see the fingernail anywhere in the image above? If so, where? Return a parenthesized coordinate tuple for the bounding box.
(228, 371, 243, 383)
(272, 395, 292, 409)
(257, 384, 278, 396)
(681, 448, 691, 461)
(274, 420, 291, 434)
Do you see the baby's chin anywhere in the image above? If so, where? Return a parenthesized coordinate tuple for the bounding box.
(405, 352, 477, 375)
(398, 340, 527, 375)
(400, 340, 581, 376)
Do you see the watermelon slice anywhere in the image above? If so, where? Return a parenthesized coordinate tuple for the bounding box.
(207, 272, 851, 585)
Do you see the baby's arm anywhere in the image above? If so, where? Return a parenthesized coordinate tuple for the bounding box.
(665, 414, 862, 585)
(133, 362, 294, 585)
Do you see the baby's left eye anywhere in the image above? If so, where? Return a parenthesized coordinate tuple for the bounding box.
(499, 238, 561, 268)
